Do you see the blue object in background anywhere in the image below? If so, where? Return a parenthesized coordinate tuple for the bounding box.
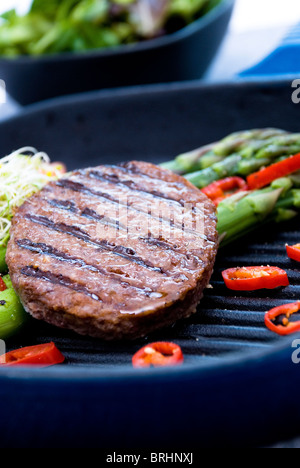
(240, 21, 300, 77)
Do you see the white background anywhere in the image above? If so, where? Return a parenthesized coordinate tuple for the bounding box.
(231, 0, 300, 32)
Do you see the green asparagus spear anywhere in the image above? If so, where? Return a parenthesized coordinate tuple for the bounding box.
(162, 129, 300, 189)
(184, 136, 300, 188)
(289, 171, 300, 186)
(167, 132, 300, 246)
(217, 188, 283, 244)
(213, 128, 288, 157)
(184, 154, 242, 188)
(160, 143, 218, 174)
(217, 178, 300, 247)
(236, 157, 271, 176)
(256, 188, 300, 225)
(161, 128, 290, 175)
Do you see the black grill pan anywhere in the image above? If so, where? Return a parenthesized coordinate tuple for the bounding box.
(0, 79, 299, 448)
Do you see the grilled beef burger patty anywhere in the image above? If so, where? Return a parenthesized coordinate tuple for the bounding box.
(6, 161, 218, 340)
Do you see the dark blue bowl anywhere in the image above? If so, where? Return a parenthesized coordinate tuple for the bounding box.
(0, 0, 234, 105)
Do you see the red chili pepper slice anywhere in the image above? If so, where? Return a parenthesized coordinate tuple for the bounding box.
(247, 153, 300, 190)
(265, 301, 300, 336)
(201, 177, 248, 206)
(132, 342, 184, 368)
(0, 342, 65, 367)
(201, 182, 224, 200)
(222, 266, 290, 291)
(0, 277, 7, 292)
(286, 244, 300, 263)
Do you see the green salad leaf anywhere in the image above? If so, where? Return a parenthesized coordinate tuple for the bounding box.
(0, 0, 222, 56)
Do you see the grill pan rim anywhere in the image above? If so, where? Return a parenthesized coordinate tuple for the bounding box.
(1, 75, 293, 126)
(0, 332, 297, 382)
(0, 77, 298, 382)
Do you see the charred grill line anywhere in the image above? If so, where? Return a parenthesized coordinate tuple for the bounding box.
(141, 237, 204, 269)
(20, 266, 102, 302)
(141, 235, 198, 256)
(44, 197, 202, 261)
(142, 236, 181, 251)
(86, 169, 186, 207)
(117, 161, 183, 184)
(81, 207, 122, 231)
(44, 197, 124, 231)
(24, 214, 166, 274)
(16, 239, 157, 296)
(118, 161, 162, 179)
(47, 199, 77, 212)
(56, 179, 121, 205)
(53, 178, 209, 241)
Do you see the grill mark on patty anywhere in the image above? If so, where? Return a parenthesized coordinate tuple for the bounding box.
(117, 161, 185, 183)
(45, 197, 123, 231)
(20, 266, 102, 302)
(50, 179, 211, 242)
(16, 239, 159, 297)
(56, 179, 121, 205)
(140, 236, 202, 264)
(24, 214, 166, 274)
(43, 197, 205, 261)
(80, 207, 122, 231)
(47, 198, 77, 212)
(85, 169, 186, 207)
(119, 161, 163, 178)
(142, 236, 181, 250)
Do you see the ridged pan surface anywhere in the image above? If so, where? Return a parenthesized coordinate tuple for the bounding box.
(0, 80, 299, 448)
(5, 218, 296, 366)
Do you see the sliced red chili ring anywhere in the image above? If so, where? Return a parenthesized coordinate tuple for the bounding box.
(286, 244, 300, 263)
(0, 342, 65, 367)
(265, 301, 300, 336)
(0, 277, 7, 292)
(201, 177, 248, 206)
(222, 266, 290, 291)
(132, 342, 184, 368)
